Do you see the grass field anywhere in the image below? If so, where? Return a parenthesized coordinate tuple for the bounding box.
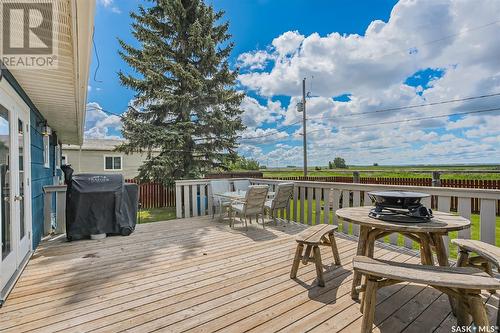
(262, 164, 500, 180)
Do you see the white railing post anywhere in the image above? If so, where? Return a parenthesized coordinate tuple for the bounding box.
(183, 185, 191, 218)
(457, 197, 472, 239)
(323, 188, 332, 224)
(480, 199, 496, 245)
(332, 189, 340, 226)
(199, 184, 206, 216)
(307, 187, 313, 225)
(352, 190, 361, 236)
(437, 195, 451, 255)
(341, 190, 350, 233)
(175, 183, 183, 218)
(293, 185, 298, 222)
(315, 188, 321, 225)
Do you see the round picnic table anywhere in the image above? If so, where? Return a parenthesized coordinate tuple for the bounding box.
(336, 206, 471, 300)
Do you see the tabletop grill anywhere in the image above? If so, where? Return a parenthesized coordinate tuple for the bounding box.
(367, 191, 433, 222)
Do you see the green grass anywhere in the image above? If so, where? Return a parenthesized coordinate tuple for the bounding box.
(279, 199, 500, 258)
(138, 207, 176, 224)
(261, 165, 500, 180)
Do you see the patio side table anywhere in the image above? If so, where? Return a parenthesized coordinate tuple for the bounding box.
(335, 206, 471, 301)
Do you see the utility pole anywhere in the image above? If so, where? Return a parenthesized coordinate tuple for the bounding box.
(302, 78, 308, 176)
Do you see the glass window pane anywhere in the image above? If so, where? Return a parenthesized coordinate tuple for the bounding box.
(113, 157, 121, 170)
(18, 119, 25, 239)
(0, 105, 11, 259)
(105, 157, 113, 170)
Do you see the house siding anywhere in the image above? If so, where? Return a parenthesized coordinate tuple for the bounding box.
(30, 110, 59, 248)
(63, 149, 152, 179)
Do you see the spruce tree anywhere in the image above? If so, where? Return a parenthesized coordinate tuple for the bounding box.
(117, 0, 244, 183)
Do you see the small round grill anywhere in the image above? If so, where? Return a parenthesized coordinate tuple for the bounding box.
(367, 191, 433, 222)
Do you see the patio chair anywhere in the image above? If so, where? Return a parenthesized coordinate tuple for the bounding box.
(210, 180, 231, 219)
(233, 179, 251, 192)
(264, 182, 294, 226)
(228, 185, 269, 230)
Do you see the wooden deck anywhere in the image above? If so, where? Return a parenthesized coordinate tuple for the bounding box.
(1, 216, 498, 332)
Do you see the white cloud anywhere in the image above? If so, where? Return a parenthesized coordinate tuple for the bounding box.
(240, 96, 284, 128)
(239, 128, 289, 144)
(97, 0, 121, 14)
(236, 0, 500, 165)
(237, 51, 274, 70)
(84, 102, 122, 139)
(272, 31, 305, 56)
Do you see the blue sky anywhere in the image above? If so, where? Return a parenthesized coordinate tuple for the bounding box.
(87, 0, 500, 166)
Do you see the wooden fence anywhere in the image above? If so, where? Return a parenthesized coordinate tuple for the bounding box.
(128, 176, 499, 213)
(125, 180, 175, 209)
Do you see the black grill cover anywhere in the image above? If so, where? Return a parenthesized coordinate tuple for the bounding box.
(66, 174, 138, 240)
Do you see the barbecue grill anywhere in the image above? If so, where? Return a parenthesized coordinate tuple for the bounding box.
(367, 191, 433, 222)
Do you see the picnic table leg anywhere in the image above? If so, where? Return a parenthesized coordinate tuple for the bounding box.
(328, 233, 341, 265)
(351, 226, 370, 300)
(302, 245, 313, 265)
(313, 245, 325, 287)
(431, 232, 458, 315)
(419, 233, 434, 266)
(290, 243, 304, 279)
(431, 233, 449, 266)
(364, 229, 380, 258)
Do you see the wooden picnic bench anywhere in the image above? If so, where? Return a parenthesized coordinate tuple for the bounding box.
(353, 255, 500, 333)
(453, 238, 500, 326)
(290, 224, 341, 287)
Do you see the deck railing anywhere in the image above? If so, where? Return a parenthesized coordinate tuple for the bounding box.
(175, 178, 500, 256)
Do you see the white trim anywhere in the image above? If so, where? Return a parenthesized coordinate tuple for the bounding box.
(43, 135, 50, 169)
(103, 155, 123, 171)
(72, 0, 96, 144)
(0, 79, 33, 294)
(55, 145, 61, 169)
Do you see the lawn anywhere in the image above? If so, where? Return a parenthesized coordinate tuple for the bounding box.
(138, 207, 176, 224)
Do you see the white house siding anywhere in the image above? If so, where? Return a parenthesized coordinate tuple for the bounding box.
(62, 149, 151, 179)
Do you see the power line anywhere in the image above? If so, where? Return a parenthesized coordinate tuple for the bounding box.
(241, 92, 500, 141)
(301, 106, 500, 135)
(380, 19, 500, 58)
(308, 92, 500, 122)
(339, 106, 500, 130)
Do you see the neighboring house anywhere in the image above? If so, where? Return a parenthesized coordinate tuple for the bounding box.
(0, 0, 95, 303)
(62, 139, 154, 179)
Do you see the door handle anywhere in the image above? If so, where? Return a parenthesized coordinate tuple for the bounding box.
(14, 195, 23, 201)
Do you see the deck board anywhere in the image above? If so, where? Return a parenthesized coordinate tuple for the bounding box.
(0, 216, 497, 332)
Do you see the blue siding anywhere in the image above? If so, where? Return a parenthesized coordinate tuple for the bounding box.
(30, 110, 59, 248)
(2, 66, 62, 250)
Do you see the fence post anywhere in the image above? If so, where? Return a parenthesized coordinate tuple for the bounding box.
(432, 171, 441, 187)
(352, 171, 360, 183)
